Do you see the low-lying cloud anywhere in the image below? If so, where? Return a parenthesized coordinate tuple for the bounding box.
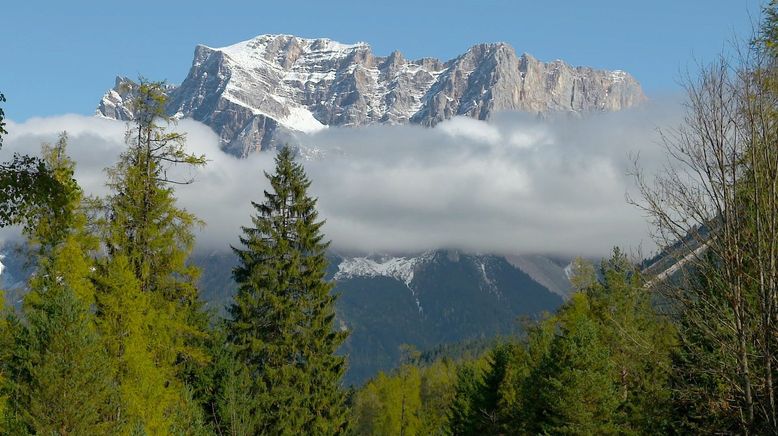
(1, 102, 680, 258)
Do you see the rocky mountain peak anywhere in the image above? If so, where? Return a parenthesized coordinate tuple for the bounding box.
(97, 33, 647, 157)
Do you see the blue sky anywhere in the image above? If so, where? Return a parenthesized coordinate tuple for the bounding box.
(0, 0, 765, 121)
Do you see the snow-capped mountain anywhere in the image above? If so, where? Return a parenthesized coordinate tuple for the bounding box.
(97, 34, 646, 156)
(91, 33, 645, 383)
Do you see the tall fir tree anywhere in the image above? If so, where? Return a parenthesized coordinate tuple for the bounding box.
(228, 146, 349, 434)
(94, 79, 209, 433)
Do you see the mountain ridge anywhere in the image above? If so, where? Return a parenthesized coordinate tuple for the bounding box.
(97, 33, 646, 156)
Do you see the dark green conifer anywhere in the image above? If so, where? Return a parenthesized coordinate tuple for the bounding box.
(23, 283, 117, 435)
(229, 146, 348, 434)
(526, 294, 620, 435)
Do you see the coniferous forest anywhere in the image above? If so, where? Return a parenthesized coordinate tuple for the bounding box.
(2, 3, 778, 435)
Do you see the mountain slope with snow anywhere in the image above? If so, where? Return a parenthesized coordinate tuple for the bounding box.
(190, 249, 562, 384)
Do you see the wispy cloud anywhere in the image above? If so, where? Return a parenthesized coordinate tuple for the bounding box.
(1, 100, 680, 257)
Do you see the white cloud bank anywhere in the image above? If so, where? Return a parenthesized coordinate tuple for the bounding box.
(0, 102, 680, 258)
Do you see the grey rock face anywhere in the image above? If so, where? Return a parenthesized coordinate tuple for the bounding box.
(97, 34, 646, 157)
(96, 76, 139, 121)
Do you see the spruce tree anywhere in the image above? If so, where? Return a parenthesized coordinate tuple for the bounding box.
(228, 146, 348, 434)
(23, 283, 117, 435)
(583, 250, 675, 432)
(478, 344, 515, 432)
(447, 362, 484, 436)
(525, 294, 620, 435)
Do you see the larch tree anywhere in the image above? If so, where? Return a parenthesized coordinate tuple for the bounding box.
(4, 137, 118, 434)
(94, 79, 209, 433)
(24, 133, 100, 306)
(351, 367, 422, 436)
(228, 146, 349, 434)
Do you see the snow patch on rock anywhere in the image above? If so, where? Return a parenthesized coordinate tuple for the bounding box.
(335, 252, 434, 314)
(563, 261, 575, 280)
(335, 252, 433, 289)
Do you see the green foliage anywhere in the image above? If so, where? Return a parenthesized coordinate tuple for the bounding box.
(759, 1, 778, 59)
(0, 140, 118, 434)
(21, 284, 118, 435)
(519, 251, 675, 434)
(103, 80, 204, 303)
(525, 294, 620, 435)
(586, 251, 676, 432)
(417, 359, 458, 434)
(0, 293, 13, 433)
(348, 249, 676, 435)
(23, 135, 99, 306)
(668, 270, 741, 433)
(214, 354, 260, 435)
(95, 254, 187, 434)
(447, 362, 484, 436)
(194, 327, 261, 435)
(26, 134, 85, 248)
(93, 78, 210, 433)
(351, 357, 458, 436)
(0, 93, 70, 230)
(446, 344, 517, 435)
(0, 312, 30, 435)
(352, 366, 422, 436)
(228, 146, 348, 434)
